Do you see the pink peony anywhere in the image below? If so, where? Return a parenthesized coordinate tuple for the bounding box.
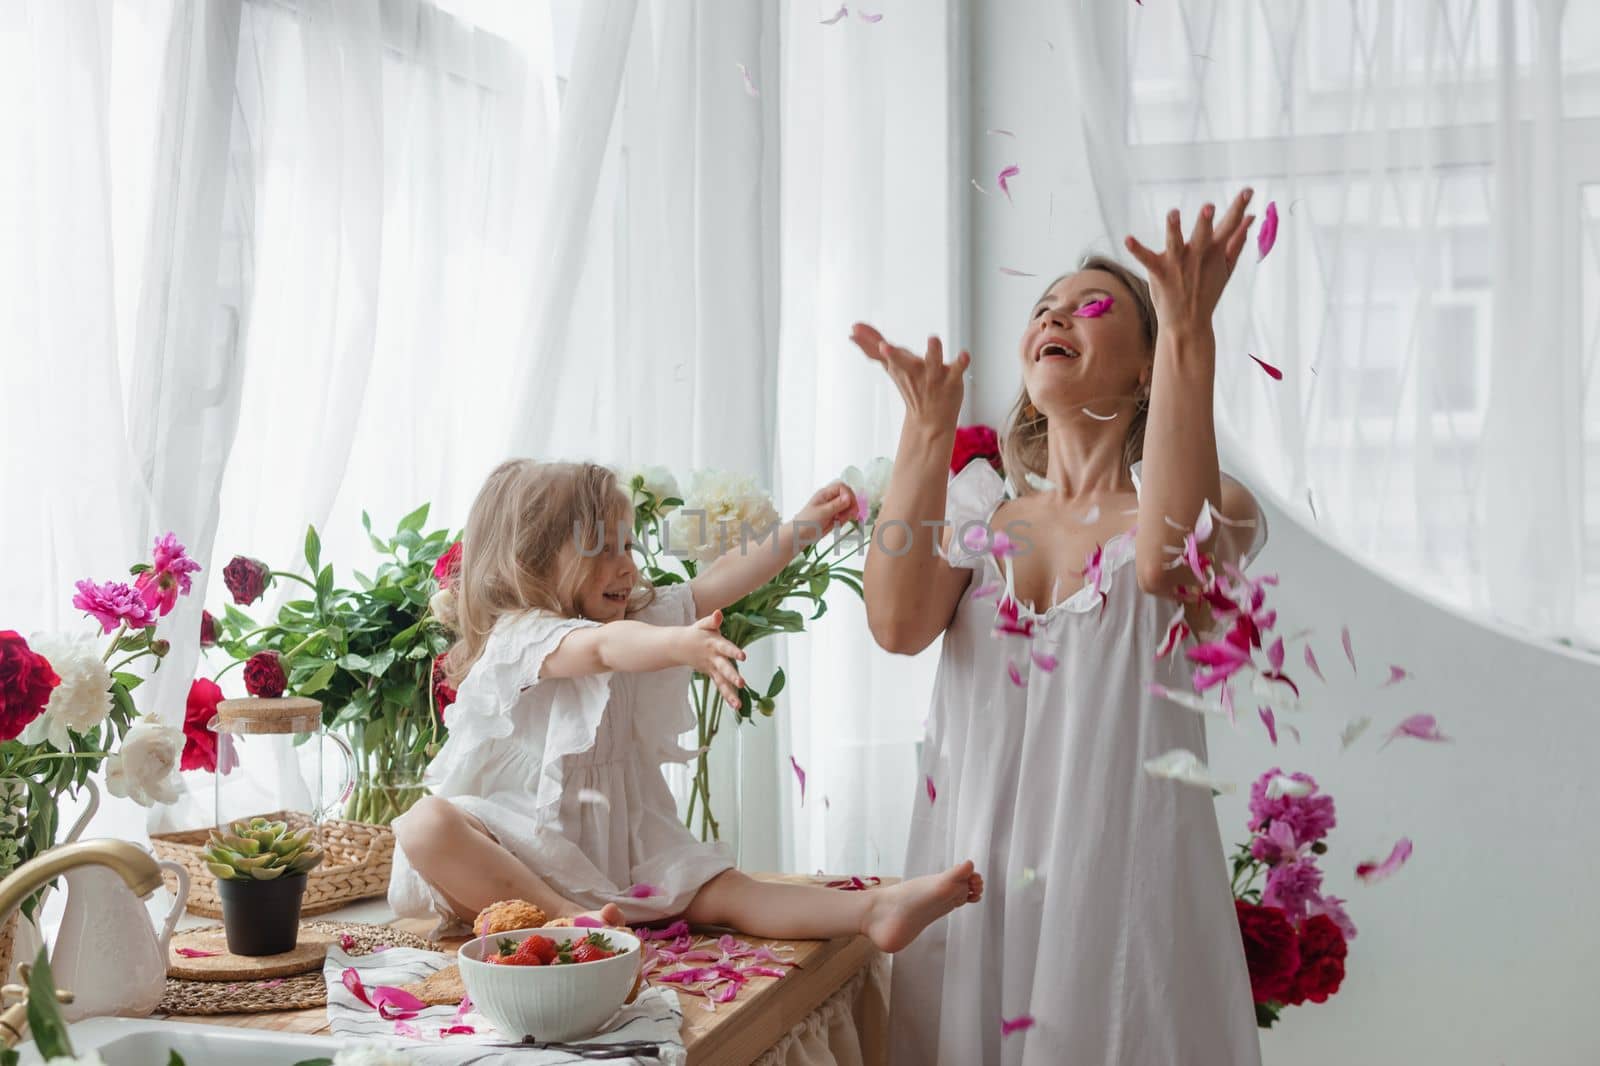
(72, 579, 156, 634)
(135, 532, 202, 617)
(1306, 893, 1358, 942)
(1247, 768, 1336, 845)
(1249, 819, 1306, 867)
(433, 542, 463, 589)
(1263, 858, 1324, 922)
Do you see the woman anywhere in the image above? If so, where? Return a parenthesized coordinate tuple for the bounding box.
(855, 190, 1266, 1065)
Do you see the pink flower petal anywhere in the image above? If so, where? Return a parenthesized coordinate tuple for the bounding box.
(1155, 611, 1190, 659)
(1382, 664, 1410, 687)
(997, 164, 1020, 203)
(339, 933, 357, 952)
(1356, 837, 1413, 884)
(1248, 353, 1284, 380)
(451, 995, 475, 1026)
(926, 774, 937, 804)
(819, 5, 848, 24)
(341, 968, 373, 1009)
(1072, 296, 1114, 318)
(1258, 705, 1278, 746)
(629, 883, 661, 899)
(857, 8, 882, 21)
(713, 981, 741, 1004)
(1381, 713, 1451, 748)
(1001, 1014, 1036, 1037)
(340, 969, 428, 1021)
(1031, 650, 1057, 672)
(1341, 625, 1356, 672)
(393, 1020, 421, 1039)
(1007, 660, 1025, 687)
(790, 754, 807, 805)
(1303, 643, 1326, 683)
(999, 266, 1038, 277)
(573, 914, 604, 928)
(637, 920, 692, 941)
(1257, 200, 1279, 260)
(175, 948, 220, 958)
(736, 63, 759, 97)
(971, 580, 1000, 600)
(439, 1025, 475, 1036)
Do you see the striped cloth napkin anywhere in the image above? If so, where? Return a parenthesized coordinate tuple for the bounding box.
(322, 945, 686, 1065)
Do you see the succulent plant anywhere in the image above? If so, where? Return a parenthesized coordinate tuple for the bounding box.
(204, 817, 325, 881)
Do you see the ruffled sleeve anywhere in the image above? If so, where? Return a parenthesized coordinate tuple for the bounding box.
(942, 460, 1009, 571)
(622, 581, 703, 765)
(424, 609, 612, 821)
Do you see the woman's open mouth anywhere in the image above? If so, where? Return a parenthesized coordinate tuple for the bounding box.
(1037, 341, 1080, 362)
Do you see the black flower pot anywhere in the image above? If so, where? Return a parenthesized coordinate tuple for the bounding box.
(216, 873, 308, 956)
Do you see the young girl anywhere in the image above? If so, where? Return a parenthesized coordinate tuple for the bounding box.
(390, 459, 983, 950)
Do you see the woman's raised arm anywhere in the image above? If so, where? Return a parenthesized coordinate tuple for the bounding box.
(851, 324, 975, 655)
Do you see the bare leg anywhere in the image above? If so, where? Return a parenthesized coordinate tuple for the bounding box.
(393, 797, 620, 924)
(684, 862, 983, 953)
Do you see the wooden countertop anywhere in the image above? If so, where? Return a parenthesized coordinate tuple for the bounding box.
(165, 878, 885, 1066)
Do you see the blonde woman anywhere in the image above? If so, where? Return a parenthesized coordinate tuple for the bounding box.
(856, 190, 1267, 1064)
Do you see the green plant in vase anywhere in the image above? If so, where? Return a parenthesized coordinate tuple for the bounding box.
(205, 506, 457, 826)
(622, 461, 891, 842)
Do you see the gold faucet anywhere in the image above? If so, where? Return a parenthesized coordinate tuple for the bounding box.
(0, 840, 164, 1049)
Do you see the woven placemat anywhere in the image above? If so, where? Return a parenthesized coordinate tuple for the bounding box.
(157, 920, 439, 1016)
(167, 928, 338, 981)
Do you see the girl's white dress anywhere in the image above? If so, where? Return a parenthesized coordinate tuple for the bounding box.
(889, 461, 1265, 1066)
(389, 582, 733, 931)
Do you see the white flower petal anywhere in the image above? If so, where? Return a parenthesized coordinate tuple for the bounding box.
(1142, 748, 1234, 793)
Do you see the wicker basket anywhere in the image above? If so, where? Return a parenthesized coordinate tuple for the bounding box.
(152, 812, 395, 919)
(0, 910, 15, 984)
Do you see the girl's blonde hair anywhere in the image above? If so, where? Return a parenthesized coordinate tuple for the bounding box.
(437, 459, 651, 686)
(1000, 254, 1159, 494)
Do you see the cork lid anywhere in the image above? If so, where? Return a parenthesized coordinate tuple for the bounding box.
(215, 696, 323, 735)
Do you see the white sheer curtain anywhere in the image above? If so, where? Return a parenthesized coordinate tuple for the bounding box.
(1066, 0, 1600, 651)
(774, 0, 964, 878)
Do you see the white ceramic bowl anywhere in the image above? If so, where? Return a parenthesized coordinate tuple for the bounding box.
(458, 926, 643, 1043)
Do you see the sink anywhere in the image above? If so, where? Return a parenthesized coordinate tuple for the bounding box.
(13, 1017, 348, 1065)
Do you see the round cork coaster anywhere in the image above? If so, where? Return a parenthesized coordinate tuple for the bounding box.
(167, 927, 337, 981)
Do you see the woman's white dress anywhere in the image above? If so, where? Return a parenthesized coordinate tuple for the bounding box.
(888, 460, 1265, 1066)
(389, 582, 733, 931)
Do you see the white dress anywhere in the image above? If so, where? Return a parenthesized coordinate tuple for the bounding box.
(389, 581, 734, 931)
(888, 461, 1265, 1066)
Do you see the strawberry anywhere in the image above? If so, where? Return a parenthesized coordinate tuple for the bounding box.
(570, 942, 613, 964)
(527, 935, 559, 965)
(507, 936, 550, 966)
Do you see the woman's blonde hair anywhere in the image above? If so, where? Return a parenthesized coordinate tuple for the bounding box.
(437, 459, 651, 686)
(1000, 254, 1158, 494)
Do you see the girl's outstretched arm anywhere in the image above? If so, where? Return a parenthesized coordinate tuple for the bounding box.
(687, 481, 858, 615)
(542, 613, 749, 706)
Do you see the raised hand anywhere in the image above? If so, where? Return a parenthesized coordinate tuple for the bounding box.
(793, 480, 859, 536)
(677, 610, 747, 708)
(1124, 188, 1256, 334)
(850, 324, 970, 435)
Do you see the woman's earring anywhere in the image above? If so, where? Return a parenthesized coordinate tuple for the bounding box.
(1023, 400, 1038, 419)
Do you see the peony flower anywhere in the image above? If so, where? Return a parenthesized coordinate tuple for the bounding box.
(1234, 900, 1300, 1005)
(1247, 768, 1336, 845)
(181, 677, 224, 772)
(134, 532, 201, 617)
(1248, 819, 1307, 867)
(1263, 858, 1324, 921)
(244, 651, 287, 698)
(662, 471, 781, 563)
(18, 633, 112, 751)
(432, 542, 463, 589)
(0, 630, 60, 743)
(951, 424, 1002, 476)
(431, 657, 456, 717)
(1306, 893, 1357, 942)
(222, 555, 273, 606)
(105, 714, 185, 806)
(72, 580, 155, 634)
(1283, 913, 1347, 1006)
(840, 458, 894, 525)
(200, 609, 218, 648)
(620, 465, 683, 515)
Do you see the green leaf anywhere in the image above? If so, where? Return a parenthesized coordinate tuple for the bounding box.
(112, 671, 144, 692)
(766, 668, 786, 699)
(169, 1052, 188, 1066)
(24, 947, 74, 1058)
(317, 564, 334, 599)
(290, 1059, 335, 1066)
(305, 524, 322, 572)
(298, 662, 337, 696)
(2, 1047, 21, 1066)
(397, 502, 431, 534)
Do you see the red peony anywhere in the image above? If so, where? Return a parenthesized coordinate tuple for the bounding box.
(1235, 899, 1301, 1005)
(222, 556, 272, 606)
(433, 542, 463, 590)
(182, 677, 224, 772)
(431, 656, 457, 717)
(199, 610, 218, 648)
(243, 651, 287, 698)
(951, 424, 1003, 476)
(0, 630, 59, 742)
(1283, 913, 1347, 1006)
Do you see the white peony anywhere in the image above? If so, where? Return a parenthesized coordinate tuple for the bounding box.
(20, 632, 113, 751)
(104, 714, 184, 807)
(662, 470, 781, 563)
(332, 1044, 413, 1065)
(618, 464, 683, 514)
(840, 457, 894, 524)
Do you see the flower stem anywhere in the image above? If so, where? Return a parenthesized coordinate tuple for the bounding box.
(100, 623, 129, 664)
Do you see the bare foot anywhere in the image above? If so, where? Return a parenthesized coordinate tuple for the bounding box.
(860, 861, 984, 953)
(546, 902, 627, 928)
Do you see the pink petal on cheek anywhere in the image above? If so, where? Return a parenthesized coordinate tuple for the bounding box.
(1303, 643, 1326, 683)
(1355, 838, 1413, 884)
(1072, 296, 1114, 318)
(1248, 353, 1284, 380)
(1001, 1014, 1036, 1036)
(790, 755, 807, 805)
(1257, 200, 1279, 260)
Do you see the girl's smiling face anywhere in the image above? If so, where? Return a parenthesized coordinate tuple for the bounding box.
(1019, 269, 1153, 417)
(572, 516, 640, 622)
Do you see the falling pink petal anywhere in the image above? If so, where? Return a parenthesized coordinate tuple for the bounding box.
(1257, 200, 1279, 260)
(1382, 665, 1410, 687)
(451, 995, 475, 1027)
(1007, 660, 1025, 687)
(629, 883, 661, 899)
(819, 5, 848, 24)
(1080, 408, 1118, 421)
(997, 164, 1020, 203)
(1031, 650, 1057, 672)
(1304, 644, 1326, 683)
(1382, 713, 1451, 748)
(1282, 723, 1302, 743)
(986, 128, 1015, 137)
(1258, 705, 1278, 746)
(926, 774, 937, 804)
(999, 267, 1038, 277)
(1248, 353, 1283, 380)
(1155, 612, 1190, 659)
(736, 63, 759, 97)
(439, 1025, 476, 1036)
(1356, 838, 1413, 884)
(790, 755, 807, 805)
(175, 948, 220, 958)
(1001, 1015, 1036, 1037)
(1072, 296, 1114, 318)
(857, 7, 882, 21)
(1341, 625, 1356, 671)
